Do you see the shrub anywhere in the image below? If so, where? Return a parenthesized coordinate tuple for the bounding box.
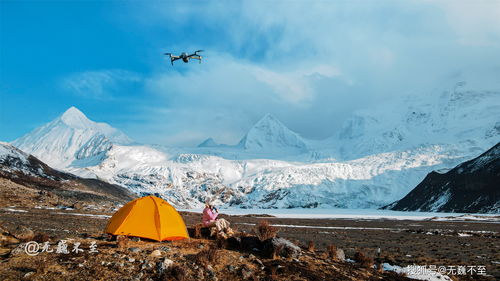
(160, 264, 187, 281)
(326, 244, 337, 259)
(307, 241, 315, 252)
(169, 264, 187, 281)
(193, 224, 202, 239)
(354, 251, 374, 269)
(216, 236, 228, 249)
(255, 220, 279, 241)
(194, 247, 219, 267)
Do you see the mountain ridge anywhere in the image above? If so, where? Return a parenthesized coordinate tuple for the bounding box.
(6, 80, 500, 210)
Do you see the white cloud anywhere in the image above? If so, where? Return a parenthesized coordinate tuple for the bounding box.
(136, 54, 348, 145)
(117, 0, 500, 146)
(429, 0, 500, 46)
(61, 69, 141, 99)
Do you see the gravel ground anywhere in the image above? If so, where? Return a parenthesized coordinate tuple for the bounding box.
(0, 207, 498, 280)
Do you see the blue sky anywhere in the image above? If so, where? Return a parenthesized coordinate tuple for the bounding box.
(1, 0, 500, 146)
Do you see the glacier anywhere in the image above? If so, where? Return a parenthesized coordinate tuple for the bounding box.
(8, 80, 500, 209)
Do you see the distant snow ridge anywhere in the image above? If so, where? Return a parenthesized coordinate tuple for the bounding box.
(198, 138, 218, 148)
(7, 79, 500, 209)
(336, 82, 500, 159)
(11, 106, 132, 168)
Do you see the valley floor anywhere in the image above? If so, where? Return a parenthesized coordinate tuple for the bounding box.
(0, 206, 498, 280)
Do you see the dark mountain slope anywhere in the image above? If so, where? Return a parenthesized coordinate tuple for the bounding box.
(0, 142, 133, 207)
(384, 142, 500, 213)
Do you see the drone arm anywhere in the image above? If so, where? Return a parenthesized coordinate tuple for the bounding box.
(189, 56, 202, 63)
(190, 50, 204, 56)
(168, 56, 181, 65)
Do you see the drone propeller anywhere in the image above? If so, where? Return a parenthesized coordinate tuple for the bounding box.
(164, 53, 172, 56)
(194, 50, 204, 54)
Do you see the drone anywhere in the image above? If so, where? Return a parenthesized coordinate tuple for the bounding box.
(164, 50, 203, 65)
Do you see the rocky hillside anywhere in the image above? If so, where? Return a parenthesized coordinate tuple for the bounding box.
(0, 142, 133, 209)
(384, 142, 500, 213)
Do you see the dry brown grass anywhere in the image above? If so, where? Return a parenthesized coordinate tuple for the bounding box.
(216, 236, 229, 249)
(173, 238, 199, 248)
(272, 244, 284, 260)
(376, 261, 384, 273)
(194, 247, 219, 268)
(33, 232, 50, 243)
(354, 250, 374, 269)
(161, 264, 187, 281)
(307, 241, 315, 252)
(193, 223, 202, 239)
(268, 265, 278, 280)
(327, 244, 337, 259)
(116, 235, 129, 249)
(255, 220, 279, 241)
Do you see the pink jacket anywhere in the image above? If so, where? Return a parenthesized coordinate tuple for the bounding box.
(202, 207, 218, 226)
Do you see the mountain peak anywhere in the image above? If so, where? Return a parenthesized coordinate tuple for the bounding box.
(198, 137, 218, 147)
(61, 106, 85, 118)
(238, 114, 307, 152)
(255, 113, 280, 125)
(251, 114, 295, 136)
(60, 106, 92, 128)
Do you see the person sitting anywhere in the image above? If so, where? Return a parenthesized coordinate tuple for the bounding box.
(202, 203, 234, 238)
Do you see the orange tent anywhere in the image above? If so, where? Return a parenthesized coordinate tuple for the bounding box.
(105, 196, 188, 241)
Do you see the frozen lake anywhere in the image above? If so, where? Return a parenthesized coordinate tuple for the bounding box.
(179, 208, 499, 221)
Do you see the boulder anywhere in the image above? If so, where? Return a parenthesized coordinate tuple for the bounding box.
(262, 237, 301, 259)
(11, 226, 34, 241)
(150, 249, 162, 257)
(157, 258, 174, 275)
(128, 247, 141, 253)
(159, 246, 171, 252)
(0, 232, 19, 245)
(336, 249, 345, 261)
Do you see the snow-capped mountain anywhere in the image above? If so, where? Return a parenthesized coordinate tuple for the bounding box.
(384, 142, 500, 213)
(7, 78, 500, 210)
(237, 114, 308, 153)
(196, 114, 310, 160)
(12, 107, 132, 169)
